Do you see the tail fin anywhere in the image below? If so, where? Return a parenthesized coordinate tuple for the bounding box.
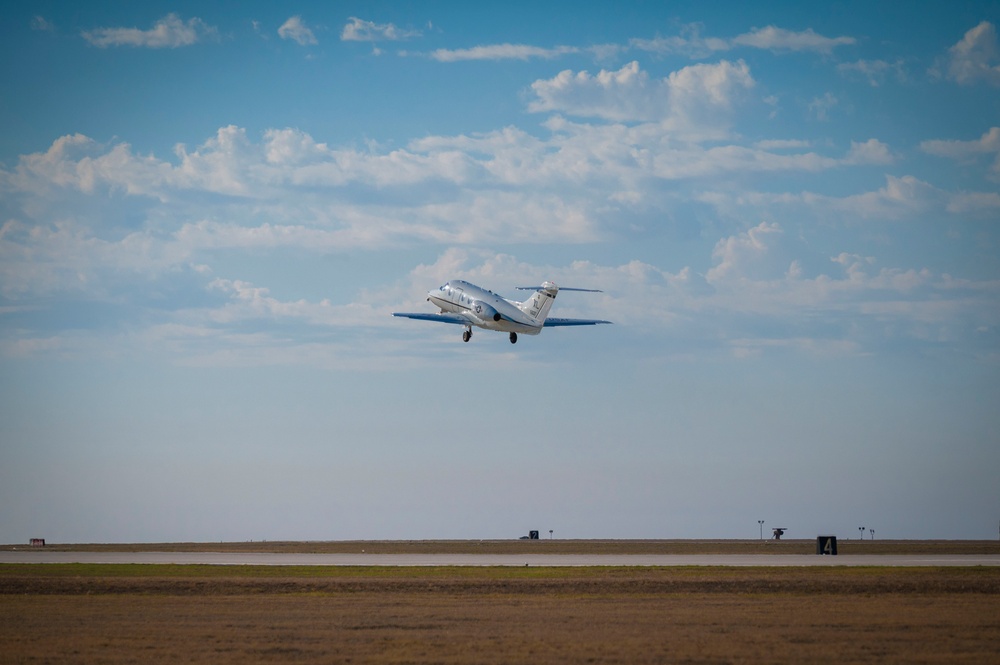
(515, 282, 604, 324)
(515, 282, 560, 323)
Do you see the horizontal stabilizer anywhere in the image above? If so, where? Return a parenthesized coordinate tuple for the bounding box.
(516, 286, 603, 292)
(543, 318, 612, 327)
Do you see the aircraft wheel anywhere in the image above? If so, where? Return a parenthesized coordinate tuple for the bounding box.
(463, 330, 471, 342)
(509, 332, 518, 344)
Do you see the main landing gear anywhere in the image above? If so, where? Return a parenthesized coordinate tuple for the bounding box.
(460, 329, 517, 344)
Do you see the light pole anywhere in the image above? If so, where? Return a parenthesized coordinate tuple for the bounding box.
(858, 526, 865, 540)
(869, 528, 875, 540)
(549, 530, 553, 540)
(758, 520, 765, 540)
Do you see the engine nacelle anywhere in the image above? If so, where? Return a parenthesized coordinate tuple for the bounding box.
(471, 300, 502, 322)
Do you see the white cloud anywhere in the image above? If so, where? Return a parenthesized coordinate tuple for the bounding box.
(921, 126, 1000, 158)
(825, 175, 942, 220)
(429, 44, 579, 62)
(630, 23, 854, 58)
(278, 16, 317, 46)
(205, 278, 367, 326)
(697, 172, 960, 228)
(1, 126, 622, 297)
(630, 24, 730, 59)
(808, 92, 838, 120)
(946, 191, 1000, 214)
(5, 111, 902, 226)
(528, 60, 754, 132)
(921, 127, 1000, 179)
(935, 21, 1000, 86)
(731, 26, 855, 53)
(0, 107, 978, 361)
(4, 172, 997, 363)
(412, 24, 857, 67)
(644, 137, 884, 180)
(419, 24, 855, 64)
(341, 17, 420, 42)
(700, 225, 999, 351)
(0, 217, 191, 299)
(706, 221, 785, 283)
(2, 120, 909, 284)
(529, 61, 656, 121)
(844, 139, 894, 165)
(82, 13, 216, 48)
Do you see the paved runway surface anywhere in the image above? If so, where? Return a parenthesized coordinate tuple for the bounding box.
(3, 551, 999, 566)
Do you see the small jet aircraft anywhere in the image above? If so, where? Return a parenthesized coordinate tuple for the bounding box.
(393, 280, 611, 343)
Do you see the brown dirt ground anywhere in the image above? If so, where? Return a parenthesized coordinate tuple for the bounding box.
(1, 566, 998, 664)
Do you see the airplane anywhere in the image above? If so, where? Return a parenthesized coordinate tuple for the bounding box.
(393, 280, 611, 343)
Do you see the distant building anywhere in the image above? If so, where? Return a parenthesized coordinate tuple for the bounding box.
(29, 538, 45, 547)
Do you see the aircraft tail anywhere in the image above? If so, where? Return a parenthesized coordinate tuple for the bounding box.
(515, 282, 604, 324)
(515, 282, 560, 323)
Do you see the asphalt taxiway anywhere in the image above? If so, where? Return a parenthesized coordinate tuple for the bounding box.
(3, 551, 999, 567)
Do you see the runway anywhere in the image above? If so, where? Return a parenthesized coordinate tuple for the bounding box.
(3, 551, 999, 567)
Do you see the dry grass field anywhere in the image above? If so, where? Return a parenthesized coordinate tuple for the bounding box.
(2, 560, 999, 664)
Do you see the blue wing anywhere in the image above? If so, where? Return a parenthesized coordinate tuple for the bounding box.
(543, 318, 613, 327)
(392, 312, 471, 325)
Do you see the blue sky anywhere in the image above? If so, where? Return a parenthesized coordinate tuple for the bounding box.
(2, 2, 999, 543)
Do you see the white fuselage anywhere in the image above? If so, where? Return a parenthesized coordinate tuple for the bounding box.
(427, 280, 544, 334)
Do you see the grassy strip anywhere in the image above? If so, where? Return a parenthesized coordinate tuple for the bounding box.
(0, 563, 600, 579)
(2, 564, 998, 597)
